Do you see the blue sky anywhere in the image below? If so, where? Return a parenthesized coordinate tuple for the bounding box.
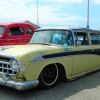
(0, 0, 100, 30)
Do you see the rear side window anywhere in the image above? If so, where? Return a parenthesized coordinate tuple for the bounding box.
(26, 28, 34, 35)
(75, 32, 89, 45)
(8, 27, 24, 35)
(90, 33, 100, 45)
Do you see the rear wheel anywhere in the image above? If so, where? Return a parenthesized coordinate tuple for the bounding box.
(38, 64, 59, 89)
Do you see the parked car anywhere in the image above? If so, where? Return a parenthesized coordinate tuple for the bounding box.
(0, 22, 36, 45)
(0, 27, 100, 91)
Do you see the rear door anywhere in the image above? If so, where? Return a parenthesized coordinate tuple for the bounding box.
(89, 32, 100, 69)
(72, 32, 94, 76)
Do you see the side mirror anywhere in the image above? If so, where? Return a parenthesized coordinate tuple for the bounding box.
(76, 40, 81, 46)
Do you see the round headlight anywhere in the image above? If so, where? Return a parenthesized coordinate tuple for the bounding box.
(11, 60, 18, 71)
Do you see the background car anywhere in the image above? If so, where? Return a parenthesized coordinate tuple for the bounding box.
(0, 22, 36, 45)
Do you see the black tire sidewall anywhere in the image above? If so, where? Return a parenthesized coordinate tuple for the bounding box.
(38, 65, 59, 89)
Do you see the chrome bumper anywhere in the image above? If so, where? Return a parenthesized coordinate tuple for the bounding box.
(0, 75, 39, 91)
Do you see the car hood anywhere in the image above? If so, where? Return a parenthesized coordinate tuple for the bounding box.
(0, 44, 62, 60)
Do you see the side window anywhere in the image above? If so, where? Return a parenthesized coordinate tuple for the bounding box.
(90, 33, 100, 45)
(75, 32, 89, 45)
(52, 31, 74, 46)
(26, 28, 34, 35)
(7, 27, 24, 35)
(0, 26, 5, 35)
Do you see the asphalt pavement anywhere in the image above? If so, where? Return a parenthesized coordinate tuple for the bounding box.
(0, 71, 100, 100)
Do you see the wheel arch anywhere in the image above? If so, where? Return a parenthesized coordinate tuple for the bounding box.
(55, 63, 68, 81)
(37, 62, 68, 81)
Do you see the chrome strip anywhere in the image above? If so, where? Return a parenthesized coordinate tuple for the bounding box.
(30, 49, 93, 62)
(0, 77, 39, 91)
(69, 28, 76, 46)
(0, 61, 10, 64)
(0, 54, 18, 62)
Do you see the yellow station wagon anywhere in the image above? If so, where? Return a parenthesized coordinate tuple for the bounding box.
(0, 27, 100, 91)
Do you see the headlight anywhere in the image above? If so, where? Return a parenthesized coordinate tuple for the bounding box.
(11, 59, 25, 74)
(11, 60, 18, 71)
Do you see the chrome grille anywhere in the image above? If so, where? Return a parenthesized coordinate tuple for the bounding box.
(0, 60, 17, 76)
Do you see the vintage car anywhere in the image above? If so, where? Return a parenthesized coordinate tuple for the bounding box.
(0, 22, 36, 45)
(0, 27, 100, 91)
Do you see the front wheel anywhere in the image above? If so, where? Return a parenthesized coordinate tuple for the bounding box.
(38, 64, 59, 89)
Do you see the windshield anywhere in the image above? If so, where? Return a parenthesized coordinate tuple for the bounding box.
(0, 26, 5, 35)
(30, 29, 74, 46)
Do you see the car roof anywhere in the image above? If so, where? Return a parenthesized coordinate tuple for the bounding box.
(0, 22, 32, 26)
(36, 27, 100, 33)
(72, 27, 100, 33)
(36, 27, 70, 30)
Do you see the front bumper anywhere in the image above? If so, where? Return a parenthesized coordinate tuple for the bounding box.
(0, 75, 39, 91)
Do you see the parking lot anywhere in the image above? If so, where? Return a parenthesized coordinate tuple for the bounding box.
(0, 71, 100, 100)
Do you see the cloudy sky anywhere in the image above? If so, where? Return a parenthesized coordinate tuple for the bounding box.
(0, 0, 100, 29)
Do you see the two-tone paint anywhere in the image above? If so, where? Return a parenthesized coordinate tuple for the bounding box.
(0, 27, 100, 90)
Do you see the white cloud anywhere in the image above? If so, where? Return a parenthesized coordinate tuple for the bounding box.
(91, 0, 100, 4)
(36, 4, 85, 27)
(0, 0, 86, 28)
(0, 0, 37, 22)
